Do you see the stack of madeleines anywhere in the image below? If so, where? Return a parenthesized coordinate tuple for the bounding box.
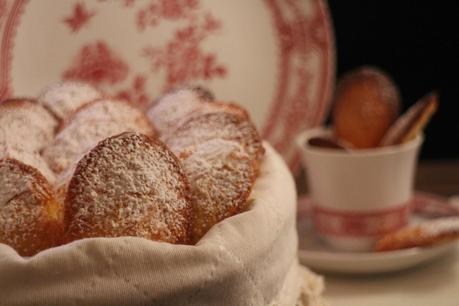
(332, 66, 438, 149)
(0, 82, 264, 256)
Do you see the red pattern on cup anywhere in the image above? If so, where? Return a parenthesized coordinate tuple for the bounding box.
(312, 204, 412, 237)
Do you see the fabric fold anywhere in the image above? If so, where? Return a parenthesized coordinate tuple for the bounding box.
(0, 143, 324, 306)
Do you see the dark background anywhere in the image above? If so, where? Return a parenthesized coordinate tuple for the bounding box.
(327, 1, 459, 160)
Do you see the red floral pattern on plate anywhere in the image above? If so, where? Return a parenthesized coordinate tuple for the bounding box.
(136, 0, 199, 30)
(63, 2, 95, 33)
(262, 0, 334, 170)
(63, 41, 129, 86)
(0, 0, 7, 29)
(0, 0, 334, 172)
(116, 74, 150, 108)
(142, 12, 226, 91)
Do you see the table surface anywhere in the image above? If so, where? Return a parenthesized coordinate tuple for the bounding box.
(415, 160, 459, 196)
(323, 244, 459, 306)
(302, 160, 459, 306)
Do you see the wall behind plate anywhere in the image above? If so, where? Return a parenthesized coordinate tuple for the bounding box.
(328, 1, 459, 159)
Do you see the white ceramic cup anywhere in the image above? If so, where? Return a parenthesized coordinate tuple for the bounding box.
(296, 127, 423, 252)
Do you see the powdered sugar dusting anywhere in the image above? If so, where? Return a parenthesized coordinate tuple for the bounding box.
(0, 99, 57, 153)
(419, 217, 459, 238)
(43, 99, 154, 174)
(1, 148, 55, 183)
(38, 81, 102, 121)
(146, 87, 213, 135)
(180, 139, 255, 241)
(167, 112, 264, 164)
(62, 98, 154, 134)
(0, 83, 265, 248)
(0, 158, 61, 256)
(376, 217, 459, 251)
(66, 132, 192, 244)
(0, 159, 34, 209)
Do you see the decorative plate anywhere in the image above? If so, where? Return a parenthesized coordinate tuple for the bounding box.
(0, 0, 334, 171)
(298, 193, 459, 274)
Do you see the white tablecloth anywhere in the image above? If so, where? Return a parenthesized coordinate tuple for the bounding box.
(324, 244, 459, 306)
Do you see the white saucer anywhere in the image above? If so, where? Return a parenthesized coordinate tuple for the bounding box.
(297, 206, 458, 274)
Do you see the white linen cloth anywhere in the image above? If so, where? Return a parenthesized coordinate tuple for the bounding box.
(0, 143, 324, 305)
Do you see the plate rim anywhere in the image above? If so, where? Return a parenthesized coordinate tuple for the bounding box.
(298, 233, 458, 274)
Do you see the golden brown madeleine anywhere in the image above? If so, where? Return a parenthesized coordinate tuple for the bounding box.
(0, 99, 58, 182)
(57, 98, 155, 134)
(0, 158, 64, 256)
(65, 132, 193, 244)
(146, 85, 215, 136)
(179, 139, 256, 242)
(38, 81, 102, 122)
(166, 112, 265, 168)
(380, 91, 438, 146)
(1, 148, 55, 183)
(183, 85, 215, 102)
(42, 98, 155, 174)
(375, 217, 459, 252)
(0, 98, 57, 153)
(333, 67, 400, 148)
(187, 101, 249, 120)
